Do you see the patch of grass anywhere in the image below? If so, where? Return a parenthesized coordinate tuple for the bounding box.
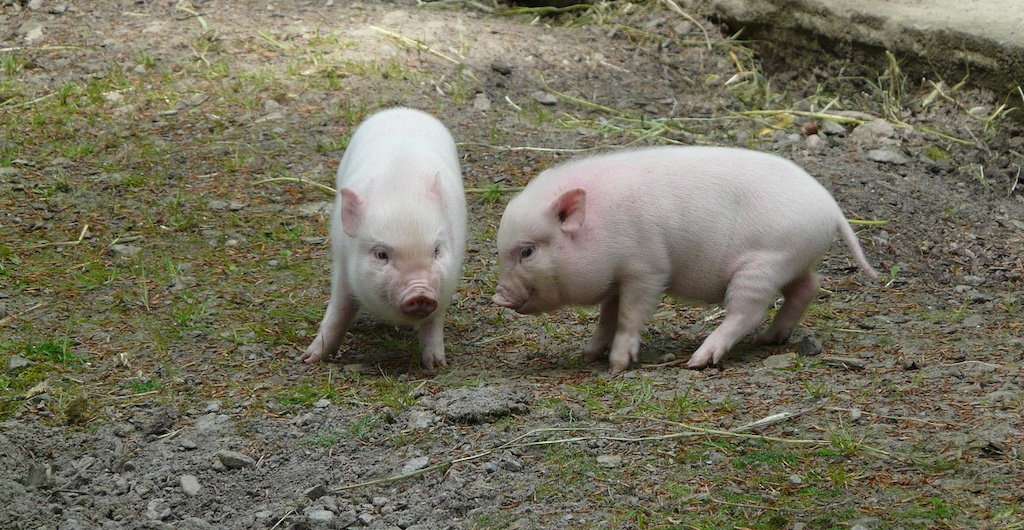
(277, 381, 336, 406)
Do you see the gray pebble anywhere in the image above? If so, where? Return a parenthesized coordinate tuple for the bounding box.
(866, 148, 909, 165)
(215, 450, 256, 470)
(530, 91, 558, 106)
(180, 474, 201, 497)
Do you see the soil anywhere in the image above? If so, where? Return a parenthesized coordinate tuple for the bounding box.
(1, 1, 1022, 529)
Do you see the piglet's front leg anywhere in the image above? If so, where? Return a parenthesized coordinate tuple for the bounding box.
(583, 295, 619, 363)
(606, 281, 662, 375)
(417, 314, 447, 370)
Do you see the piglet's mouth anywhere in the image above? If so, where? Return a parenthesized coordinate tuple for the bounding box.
(492, 289, 538, 314)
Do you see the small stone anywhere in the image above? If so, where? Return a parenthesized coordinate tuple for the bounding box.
(530, 91, 558, 106)
(795, 333, 823, 356)
(180, 474, 201, 497)
(8, 354, 32, 371)
(866, 148, 909, 165)
(596, 454, 621, 468)
(215, 450, 256, 470)
(849, 408, 863, 421)
(307, 510, 334, 523)
(850, 119, 895, 145)
(763, 352, 797, 369)
(180, 438, 197, 450)
(484, 461, 499, 473)
(787, 474, 802, 485)
(406, 410, 437, 430)
(491, 61, 512, 75)
(473, 92, 492, 112)
(0, 167, 22, 178)
(313, 398, 331, 409)
(145, 498, 171, 521)
(401, 456, 430, 474)
(819, 120, 847, 136)
(228, 201, 248, 211)
(111, 244, 142, 257)
(304, 484, 328, 500)
(805, 134, 825, 151)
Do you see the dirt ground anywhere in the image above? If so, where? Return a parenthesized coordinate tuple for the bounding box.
(1, 1, 1022, 529)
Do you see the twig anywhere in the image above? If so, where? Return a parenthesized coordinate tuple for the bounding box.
(30, 224, 90, 249)
(0, 302, 47, 327)
(325, 412, 851, 492)
(539, 74, 631, 117)
(370, 26, 463, 67)
(658, 0, 712, 50)
(464, 187, 524, 194)
(0, 45, 88, 53)
(847, 219, 889, 226)
(174, 0, 209, 30)
(457, 142, 593, 153)
(269, 509, 295, 530)
(254, 177, 336, 195)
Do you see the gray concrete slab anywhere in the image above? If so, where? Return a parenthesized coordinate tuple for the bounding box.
(708, 0, 1023, 96)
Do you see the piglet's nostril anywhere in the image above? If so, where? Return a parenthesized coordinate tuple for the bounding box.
(401, 295, 437, 318)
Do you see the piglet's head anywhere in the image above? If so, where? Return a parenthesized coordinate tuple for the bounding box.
(341, 183, 454, 324)
(492, 187, 585, 314)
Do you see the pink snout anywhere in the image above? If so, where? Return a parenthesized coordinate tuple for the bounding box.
(492, 291, 517, 309)
(401, 293, 438, 319)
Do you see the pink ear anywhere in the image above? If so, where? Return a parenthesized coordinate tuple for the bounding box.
(339, 187, 366, 238)
(552, 187, 586, 233)
(426, 173, 442, 204)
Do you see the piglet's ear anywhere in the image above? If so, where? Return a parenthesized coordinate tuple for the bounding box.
(340, 187, 366, 238)
(426, 173, 442, 204)
(552, 187, 586, 234)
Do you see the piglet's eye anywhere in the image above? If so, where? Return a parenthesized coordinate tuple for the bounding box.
(373, 249, 389, 261)
(520, 247, 534, 259)
(434, 244, 441, 257)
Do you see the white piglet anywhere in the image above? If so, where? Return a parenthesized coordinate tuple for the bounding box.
(492, 146, 878, 373)
(302, 108, 467, 369)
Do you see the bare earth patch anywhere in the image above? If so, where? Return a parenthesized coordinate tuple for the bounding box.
(1, 1, 1022, 529)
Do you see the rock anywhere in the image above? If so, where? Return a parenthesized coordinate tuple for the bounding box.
(763, 352, 797, 369)
(805, 133, 825, 151)
(0, 167, 21, 178)
(26, 462, 53, 489)
(473, 92, 492, 111)
(304, 484, 328, 500)
(530, 91, 558, 106)
(406, 410, 437, 430)
(307, 509, 334, 524)
(215, 450, 256, 470)
(819, 120, 847, 136)
(849, 118, 895, 146)
(358, 513, 376, 525)
(8, 354, 32, 371)
(428, 386, 530, 423)
(596, 454, 621, 468)
(145, 498, 171, 521)
(795, 332, 823, 356)
(313, 398, 331, 409)
(787, 474, 802, 485)
(866, 148, 909, 165)
(111, 244, 142, 257)
(491, 60, 513, 75)
(181, 474, 201, 496)
(401, 456, 430, 474)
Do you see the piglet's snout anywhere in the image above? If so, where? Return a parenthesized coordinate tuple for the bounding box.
(400, 285, 438, 318)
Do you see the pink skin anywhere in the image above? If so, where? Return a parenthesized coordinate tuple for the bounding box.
(302, 108, 466, 369)
(492, 146, 877, 374)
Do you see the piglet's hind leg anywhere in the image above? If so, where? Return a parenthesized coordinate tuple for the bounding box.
(755, 271, 820, 346)
(686, 272, 778, 369)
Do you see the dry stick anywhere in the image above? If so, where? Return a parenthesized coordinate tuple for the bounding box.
(658, 0, 712, 50)
(0, 302, 47, 327)
(326, 412, 852, 492)
(31, 224, 90, 249)
(254, 176, 522, 195)
(370, 26, 465, 68)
